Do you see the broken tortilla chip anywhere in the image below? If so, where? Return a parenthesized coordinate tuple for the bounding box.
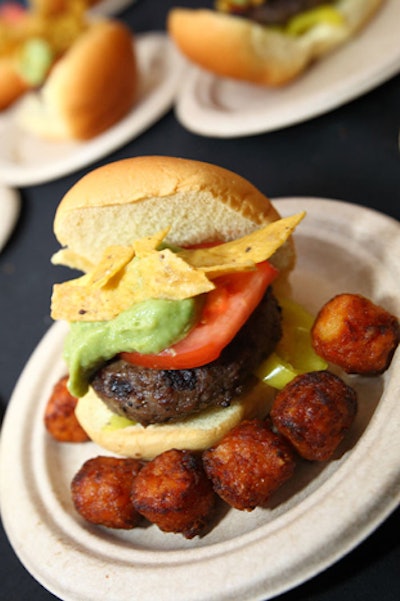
(86, 245, 135, 288)
(128, 249, 214, 300)
(51, 212, 305, 323)
(51, 248, 94, 273)
(51, 248, 214, 322)
(132, 228, 170, 256)
(178, 213, 305, 277)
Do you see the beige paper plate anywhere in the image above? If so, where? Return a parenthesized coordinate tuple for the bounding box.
(0, 186, 20, 252)
(1, 198, 399, 601)
(175, 1, 400, 137)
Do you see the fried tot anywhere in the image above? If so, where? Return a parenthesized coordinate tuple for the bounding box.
(131, 449, 216, 539)
(203, 418, 296, 511)
(271, 371, 357, 461)
(311, 293, 400, 375)
(44, 375, 89, 442)
(71, 455, 143, 529)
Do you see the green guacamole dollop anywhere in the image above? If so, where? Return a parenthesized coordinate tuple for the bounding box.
(64, 297, 197, 398)
(18, 38, 54, 86)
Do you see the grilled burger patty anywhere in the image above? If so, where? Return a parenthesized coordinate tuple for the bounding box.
(90, 288, 282, 426)
(230, 0, 333, 25)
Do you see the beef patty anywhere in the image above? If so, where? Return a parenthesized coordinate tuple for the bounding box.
(230, 0, 333, 26)
(90, 288, 282, 425)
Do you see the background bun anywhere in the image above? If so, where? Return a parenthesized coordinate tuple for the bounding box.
(52, 155, 295, 277)
(16, 20, 138, 140)
(75, 382, 275, 460)
(0, 60, 30, 111)
(168, 0, 384, 86)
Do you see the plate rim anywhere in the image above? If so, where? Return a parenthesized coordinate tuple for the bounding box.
(1, 197, 399, 601)
(174, 1, 400, 137)
(0, 185, 20, 252)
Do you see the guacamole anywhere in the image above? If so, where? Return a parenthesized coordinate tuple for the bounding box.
(18, 38, 54, 86)
(64, 297, 198, 398)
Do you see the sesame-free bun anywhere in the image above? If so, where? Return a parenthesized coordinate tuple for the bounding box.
(167, 0, 384, 86)
(52, 155, 295, 277)
(75, 381, 275, 460)
(15, 20, 138, 140)
(0, 60, 30, 111)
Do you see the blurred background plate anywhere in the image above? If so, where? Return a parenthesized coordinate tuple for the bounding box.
(174, 0, 400, 137)
(0, 33, 185, 187)
(0, 186, 20, 253)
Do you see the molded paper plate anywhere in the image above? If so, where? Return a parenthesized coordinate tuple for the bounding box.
(0, 186, 20, 253)
(175, 1, 400, 137)
(1, 199, 399, 601)
(0, 33, 184, 187)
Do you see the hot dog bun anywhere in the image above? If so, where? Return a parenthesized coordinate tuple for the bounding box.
(52, 155, 295, 278)
(168, 0, 384, 86)
(15, 20, 138, 140)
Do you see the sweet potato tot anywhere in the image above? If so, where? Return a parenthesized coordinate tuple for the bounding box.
(203, 418, 296, 511)
(44, 375, 90, 442)
(71, 455, 143, 529)
(311, 293, 400, 375)
(131, 449, 216, 539)
(271, 371, 357, 461)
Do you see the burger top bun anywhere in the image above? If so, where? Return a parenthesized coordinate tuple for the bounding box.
(75, 380, 275, 460)
(15, 20, 138, 140)
(167, 0, 384, 86)
(52, 155, 295, 279)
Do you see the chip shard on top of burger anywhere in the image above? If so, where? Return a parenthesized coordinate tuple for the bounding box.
(51, 212, 305, 323)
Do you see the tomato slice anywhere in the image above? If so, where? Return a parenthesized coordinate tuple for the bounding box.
(0, 4, 27, 22)
(120, 261, 278, 370)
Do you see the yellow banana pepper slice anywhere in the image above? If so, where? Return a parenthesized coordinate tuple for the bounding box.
(256, 297, 328, 389)
(286, 5, 345, 36)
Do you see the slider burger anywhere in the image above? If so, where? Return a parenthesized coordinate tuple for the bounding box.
(167, 0, 384, 86)
(51, 156, 305, 460)
(0, 1, 137, 140)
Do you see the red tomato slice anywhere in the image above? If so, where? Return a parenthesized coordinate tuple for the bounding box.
(120, 261, 278, 370)
(0, 3, 26, 22)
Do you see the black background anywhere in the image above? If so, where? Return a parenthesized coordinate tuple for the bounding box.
(0, 1, 399, 600)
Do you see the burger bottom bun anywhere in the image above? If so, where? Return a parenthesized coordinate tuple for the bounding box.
(168, 0, 384, 86)
(75, 381, 276, 460)
(15, 20, 138, 140)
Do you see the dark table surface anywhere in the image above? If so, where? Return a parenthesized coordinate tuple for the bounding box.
(1, 1, 399, 600)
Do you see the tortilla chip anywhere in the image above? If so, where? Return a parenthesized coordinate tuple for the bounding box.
(132, 228, 170, 256)
(51, 248, 214, 322)
(51, 279, 123, 321)
(51, 213, 305, 322)
(126, 249, 215, 300)
(86, 245, 135, 288)
(51, 248, 94, 273)
(178, 213, 305, 277)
